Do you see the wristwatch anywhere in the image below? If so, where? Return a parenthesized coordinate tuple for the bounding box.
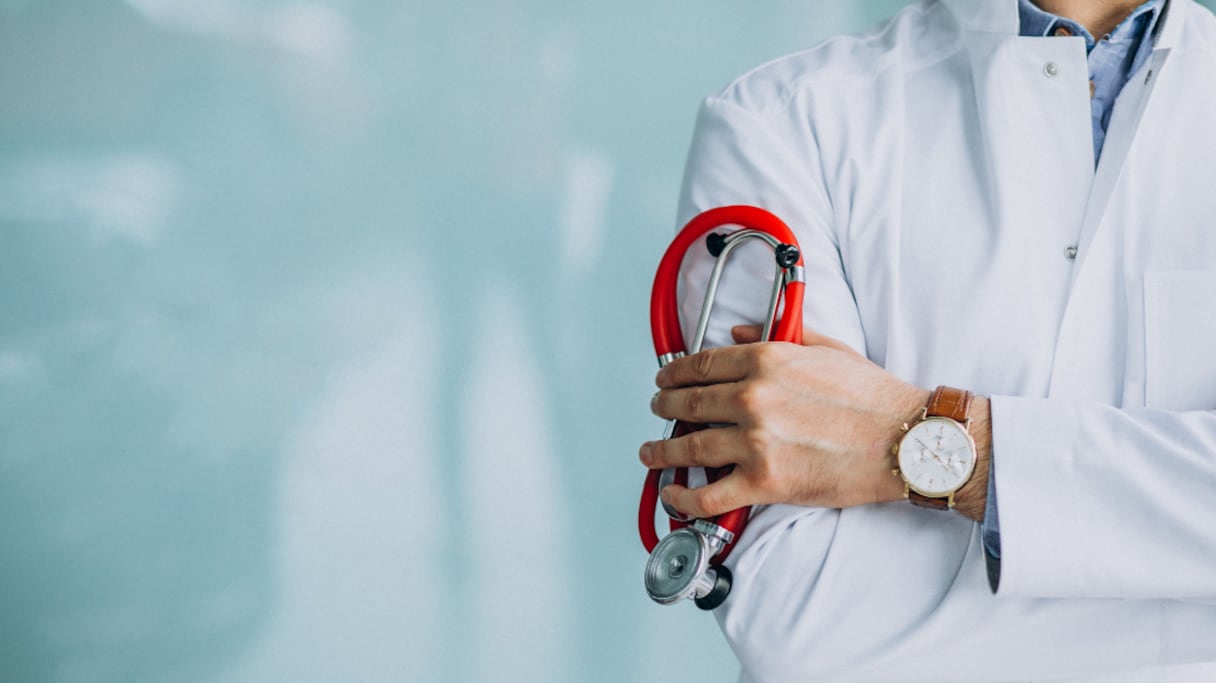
(894, 386, 977, 510)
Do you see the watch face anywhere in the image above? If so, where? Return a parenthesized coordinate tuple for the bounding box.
(898, 417, 977, 496)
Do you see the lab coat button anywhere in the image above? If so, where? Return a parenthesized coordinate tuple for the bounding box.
(1044, 62, 1060, 77)
(1065, 245, 1078, 260)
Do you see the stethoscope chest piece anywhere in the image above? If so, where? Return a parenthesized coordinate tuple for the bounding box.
(644, 520, 734, 610)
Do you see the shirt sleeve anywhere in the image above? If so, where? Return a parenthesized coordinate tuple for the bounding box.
(677, 93, 1216, 682)
(981, 459, 1002, 591)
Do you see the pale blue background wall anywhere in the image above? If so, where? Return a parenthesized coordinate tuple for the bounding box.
(3, 1, 1208, 682)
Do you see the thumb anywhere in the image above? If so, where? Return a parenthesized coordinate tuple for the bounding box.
(732, 323, 863, 357)
(730, 324, 764, 344)
(801, 327, 863, 356)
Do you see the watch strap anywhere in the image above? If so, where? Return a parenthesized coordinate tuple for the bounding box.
(925, 385, 974, 423)
(908, 491, 951, 510)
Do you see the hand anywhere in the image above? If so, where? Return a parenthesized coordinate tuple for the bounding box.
(640, 325, 930, 518)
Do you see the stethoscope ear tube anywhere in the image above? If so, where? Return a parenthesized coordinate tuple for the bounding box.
(641, 206, 805, 606)
(649, 206, 804, 360)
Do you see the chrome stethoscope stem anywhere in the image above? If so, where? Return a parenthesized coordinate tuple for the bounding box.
(690, 229, 789, 355)
(659, 230, 798, 524)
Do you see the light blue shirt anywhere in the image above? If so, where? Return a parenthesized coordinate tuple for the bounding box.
(982, 0, 1164, 589)
(1019, 0, 1164, 163)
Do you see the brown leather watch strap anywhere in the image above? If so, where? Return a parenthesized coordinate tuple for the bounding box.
(908, 492, 950, 510)
(925, 385, 974, 423)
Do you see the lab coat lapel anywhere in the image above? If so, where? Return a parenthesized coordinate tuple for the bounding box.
(1069, 2, 1183, 278)
(1047, 2, 1185, 402)
(960, 31, 1093, 226)
(952, 28, 1094, 401)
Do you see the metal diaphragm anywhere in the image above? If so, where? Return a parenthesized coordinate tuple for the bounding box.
(644, 528, 710, 604)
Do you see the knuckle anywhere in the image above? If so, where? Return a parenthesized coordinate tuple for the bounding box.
(683, 434, 706, 468)
(685, 388, 705, 421)
(692, 350, 715, 381)
(734, 382, 766, 415)
(752, 342, 780, 368)
(743, 427, 772, 457)
(695, 487, 726, 516)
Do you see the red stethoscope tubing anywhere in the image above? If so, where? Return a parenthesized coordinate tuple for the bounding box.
(639, 205, 805, 562)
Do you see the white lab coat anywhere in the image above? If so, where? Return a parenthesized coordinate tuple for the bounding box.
(674, 0, 1216, 680)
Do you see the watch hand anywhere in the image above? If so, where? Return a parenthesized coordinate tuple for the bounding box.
(949, 451, 969, 473)
(915, 438, 948, 467)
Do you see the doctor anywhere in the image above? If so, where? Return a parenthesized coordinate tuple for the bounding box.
(640, 0, 1216, 680)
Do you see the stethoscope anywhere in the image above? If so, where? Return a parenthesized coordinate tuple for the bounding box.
(640, 205, 805, 609)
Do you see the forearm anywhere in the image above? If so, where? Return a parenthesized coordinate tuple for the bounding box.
(717, 391, 1216, 679)
(720, 502, 1216, 682)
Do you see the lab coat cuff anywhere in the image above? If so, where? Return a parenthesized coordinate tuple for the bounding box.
(986, 395, 1080, 598)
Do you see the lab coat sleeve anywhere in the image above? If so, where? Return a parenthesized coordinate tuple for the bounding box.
(991, 398, 1216, 601)
(675, 96, 865, 355)
(675, 95, 1216, 682)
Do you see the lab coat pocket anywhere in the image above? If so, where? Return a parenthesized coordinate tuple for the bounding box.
(1143, 269, 1216, 410)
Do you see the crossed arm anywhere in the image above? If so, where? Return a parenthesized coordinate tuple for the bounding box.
(640, 324, 992, 522)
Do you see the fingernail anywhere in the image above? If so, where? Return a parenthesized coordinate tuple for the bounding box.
(659, 487, 672, 504)
(639, 443, 653, 466)
(650, 391, 660, 414)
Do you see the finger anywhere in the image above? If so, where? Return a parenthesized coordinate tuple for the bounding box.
(731, 323, 860, 353)
(640, 426, 740, 470)
(661, 470, 749, 519)
(800, 326, 863, 357)
(656, 345, 753, 388)
(730, 324, 763, 344)
(650, 383, 741, 424)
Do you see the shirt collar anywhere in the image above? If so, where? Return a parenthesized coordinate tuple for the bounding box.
(1017, 0, 1164, 44)
(941, 0, 1183, 43)
(1017, 0, 1060, 38)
